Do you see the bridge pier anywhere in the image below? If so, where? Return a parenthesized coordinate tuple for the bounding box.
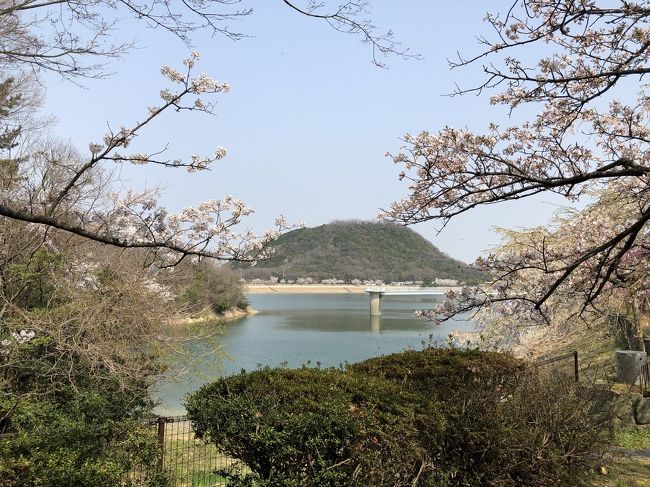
(365, 288, 446, 317)
(370, 315, 381, 333)
(369, 291, 382, 316)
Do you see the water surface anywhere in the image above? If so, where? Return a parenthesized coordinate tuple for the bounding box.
(154, 292, 472, 414)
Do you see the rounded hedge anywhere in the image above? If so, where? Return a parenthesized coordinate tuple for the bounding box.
(352, 348, 609, 486)
(186, 366, 445, 486)
(186, 349, 610, 486)
(350, 348, 527, 397)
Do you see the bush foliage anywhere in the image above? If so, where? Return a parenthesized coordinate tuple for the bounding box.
(0, 248, 172, 486)
(353, 349, 610, 486)
(0, 334, 166, 486)
(165, 260, 249, 314)
(186, 367, 444, 486)
(0, 394, 164, 486)
(187, 348, 610, 487)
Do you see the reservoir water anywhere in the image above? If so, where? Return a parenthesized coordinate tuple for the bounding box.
(154, 292, 473, 414)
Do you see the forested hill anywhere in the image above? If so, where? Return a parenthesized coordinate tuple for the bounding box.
(232, 221, 484, 284)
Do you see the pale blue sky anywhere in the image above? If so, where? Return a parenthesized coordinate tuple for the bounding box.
(43, 1, 566, 263)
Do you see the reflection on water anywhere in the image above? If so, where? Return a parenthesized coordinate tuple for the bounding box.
(153, 293, 473, 414)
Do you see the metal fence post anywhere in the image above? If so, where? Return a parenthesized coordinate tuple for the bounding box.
(573, 351, 579, 383)
(157, 417, 166, 468)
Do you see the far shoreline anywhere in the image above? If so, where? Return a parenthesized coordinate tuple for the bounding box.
(245, 284, 462, 295)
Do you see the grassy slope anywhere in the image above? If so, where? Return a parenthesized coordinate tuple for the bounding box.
(234, 220, 484, 283)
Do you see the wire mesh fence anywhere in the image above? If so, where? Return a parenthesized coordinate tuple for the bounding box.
(640, 362, 650, 394)
(127, 415, 250, 486)
(536, 349, 650, 395)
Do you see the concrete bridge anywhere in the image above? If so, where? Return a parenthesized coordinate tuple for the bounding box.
(365, 288, 446, 316)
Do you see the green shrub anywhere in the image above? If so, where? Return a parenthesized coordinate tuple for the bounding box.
(350, 348, 527, 397)
(0, 335, 166, 486)
(0, 394, 166, 487)
(167, 260, 249, 314)
(187, 349, 610, 487)
(186, 367, 445, 487)
(352, 348, 610, 486)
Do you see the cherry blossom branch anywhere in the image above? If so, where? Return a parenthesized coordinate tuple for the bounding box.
(385, 3, 650, 333)
(0, 197, 294, 264)
(0, 54, 299, 265)
(47, 52, 228, 215)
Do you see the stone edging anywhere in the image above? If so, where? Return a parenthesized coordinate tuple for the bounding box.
(613, 391, 650, 426)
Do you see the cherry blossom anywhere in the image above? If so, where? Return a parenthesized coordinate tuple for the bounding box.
(385, 1, 649, 348)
